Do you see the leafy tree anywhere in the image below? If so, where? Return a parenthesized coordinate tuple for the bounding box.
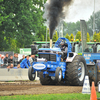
(75, 31, 81, 41)
(69, 33, 74, 41)
(0, 0, 47, 51)
(98, 32, 100, 42)
(96, 33, 100, 42)
(93, 32, 97, 41)
(0, 0, 9, 51)
(63, 21, 80, 36)
(63, 11, 100, 37)
(65, 33, 70, 40)
(87, 32, 90, 42)
(96, 32, 100, 42)
(0, 0, 8, 26)
(52, 31, 58, 41)
(41, 34, 44, 41)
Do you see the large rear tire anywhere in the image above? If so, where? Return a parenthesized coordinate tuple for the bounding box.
(66, 55, 87, 86)
(39, 72, 56, 85)
(28, 66, 36, 81)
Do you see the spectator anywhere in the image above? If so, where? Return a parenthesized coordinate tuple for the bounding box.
(32, 55, 36, 61)
(7, 64, 10, 69)
(0, 55, 4, 67)
(10, 63, 14, 68)
(18, 55, 25, 64)
(14, 53, 16, 57)
(8, 55, 13, 64)
(14, 64, 20, 69)
(16, 53, 18, 58)
(20, 55, 31, 68)
(4, 53, 9, 67)
(0, 54, 1, 68)
(29, 55, 33, 65)
(1, 55, 4, 66)
(29, 55, 36, 65)
(13, 53, 18, 67)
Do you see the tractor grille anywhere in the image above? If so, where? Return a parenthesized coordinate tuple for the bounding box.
(50, 54, 56, 61)
(39, 54, 56, 62)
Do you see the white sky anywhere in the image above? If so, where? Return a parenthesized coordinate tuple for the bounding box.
(65, 0, 100, 22)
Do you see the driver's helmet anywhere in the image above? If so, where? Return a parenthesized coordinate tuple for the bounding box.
(60, 40, 65, 45)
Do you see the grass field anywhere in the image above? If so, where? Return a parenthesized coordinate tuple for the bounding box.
(0, 93, 100, 100)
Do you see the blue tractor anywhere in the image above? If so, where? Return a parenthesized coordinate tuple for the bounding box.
(82, 44, 100, 85)
(28, 37, 87, 86)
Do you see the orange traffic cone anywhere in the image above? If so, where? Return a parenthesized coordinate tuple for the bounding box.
(90, 82, 97, 100)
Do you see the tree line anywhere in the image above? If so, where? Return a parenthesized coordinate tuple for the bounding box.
(63, 10, 100, 37)
(53, 10, 100, 42)
(52, 30, 100, 42)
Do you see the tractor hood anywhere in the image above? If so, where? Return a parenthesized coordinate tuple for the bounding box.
(39, 48, 61, 52)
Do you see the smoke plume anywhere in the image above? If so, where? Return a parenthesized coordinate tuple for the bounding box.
(44, 0, 73, 39)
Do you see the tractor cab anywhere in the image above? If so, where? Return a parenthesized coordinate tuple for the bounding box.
(83, 42, 100, 53)
(71, 41, 100, 54)
(71, 41, 82, 53)
(92, 43, 100, 53)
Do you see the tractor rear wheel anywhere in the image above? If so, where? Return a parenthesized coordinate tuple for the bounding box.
(39, 72, 56, 85)
(28, 66, 36, 81)
(66, 55, 87, 86)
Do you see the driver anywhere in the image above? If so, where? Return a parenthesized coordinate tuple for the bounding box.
(60, 40, 68, 61)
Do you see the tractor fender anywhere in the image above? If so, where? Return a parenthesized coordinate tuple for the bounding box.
(66, 52, 78, 62)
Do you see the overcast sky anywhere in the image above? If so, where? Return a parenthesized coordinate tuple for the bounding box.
(65, 0, 100, 22)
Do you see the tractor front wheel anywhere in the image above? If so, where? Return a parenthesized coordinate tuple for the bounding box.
(55, 67, 62, 82)
(28, 66, 36, 81)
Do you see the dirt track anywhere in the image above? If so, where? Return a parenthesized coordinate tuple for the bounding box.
(0, 81, 98, 96)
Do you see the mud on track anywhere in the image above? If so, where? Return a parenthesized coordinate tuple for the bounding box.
(0, 81, 98, 96)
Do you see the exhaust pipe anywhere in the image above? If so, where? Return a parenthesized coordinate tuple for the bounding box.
(50, 39, 52, 48)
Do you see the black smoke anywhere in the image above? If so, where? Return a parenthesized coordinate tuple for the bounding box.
(44, 0, 73, 39)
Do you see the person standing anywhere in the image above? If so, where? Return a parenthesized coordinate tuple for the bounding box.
(20, 55, 31, 68)
(10, 63, 14, 68)
(18, 55, 25, 64)
(0, 55, 4, 67)
(8, 55, 13, 64)
(29, 55, 33, 66)
(13, 53, 18, 67)
(0, 54, 1, 68)
(4, 53, 9, 67)
(29, 55, 36, 66)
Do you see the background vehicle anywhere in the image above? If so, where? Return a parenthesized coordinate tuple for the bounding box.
(71, 41, 100, 55)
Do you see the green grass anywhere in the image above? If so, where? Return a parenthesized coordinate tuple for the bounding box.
(0, 93, 100, 100)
